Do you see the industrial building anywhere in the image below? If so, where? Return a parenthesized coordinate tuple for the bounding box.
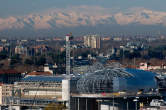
(69, 62, 160, 110)
(0, 76, 70, 109)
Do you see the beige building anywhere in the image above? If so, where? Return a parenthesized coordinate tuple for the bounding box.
(0, 84, 14, 105)
(0, 76, 70, 108)
(15, 45, 27, 55)
(84, 35, 101, 49)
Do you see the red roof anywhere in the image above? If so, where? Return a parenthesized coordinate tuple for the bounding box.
(0, 83, 3, 86)
(27, 71, 52, 76)
(0, 69, 20, 74)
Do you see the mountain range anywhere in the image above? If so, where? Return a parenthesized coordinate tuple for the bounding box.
(0, 6, 166, 37)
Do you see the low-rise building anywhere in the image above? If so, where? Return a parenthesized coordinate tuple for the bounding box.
(0, 76, 70, 109)
(139, 62, 166, 71)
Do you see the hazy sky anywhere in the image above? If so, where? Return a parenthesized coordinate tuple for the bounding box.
(0, 0, 166, 17)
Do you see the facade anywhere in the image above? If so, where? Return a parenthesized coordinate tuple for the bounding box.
(0, 84, 13, 105)
(0, 76, 69, 109)
(84, 35, 101, 48)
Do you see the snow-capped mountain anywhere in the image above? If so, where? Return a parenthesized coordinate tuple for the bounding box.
(0, 6, 166, 37)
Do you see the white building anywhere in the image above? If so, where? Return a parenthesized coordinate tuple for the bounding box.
(139, 62, 166, 70)
(0, 76, 70, 109)
(44, 63, 58, 74)
(15, 45, 27, 55)
(84, 35, 101, 49)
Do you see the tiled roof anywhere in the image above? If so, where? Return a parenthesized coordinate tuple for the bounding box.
(0, 83, 3, 86)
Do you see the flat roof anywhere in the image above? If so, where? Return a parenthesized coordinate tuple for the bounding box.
(22, 76, 65, 82)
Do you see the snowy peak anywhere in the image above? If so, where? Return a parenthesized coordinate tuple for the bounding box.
(0, 7, 166, 31)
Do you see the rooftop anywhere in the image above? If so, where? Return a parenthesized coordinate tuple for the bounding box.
(22, 76, 64, 82)
(27, 71, 52, 76)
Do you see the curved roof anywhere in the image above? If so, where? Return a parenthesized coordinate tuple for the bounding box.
(123, 68, 157, 91)
(76, 64, 133, 93)
(75, 67, 157, 93)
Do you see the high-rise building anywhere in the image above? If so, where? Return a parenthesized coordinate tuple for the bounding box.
(84, 35, 101, 49)
(15, 45, 27, 55)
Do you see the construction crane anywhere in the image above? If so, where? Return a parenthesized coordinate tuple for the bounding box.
(66, 33, 72, 76)
(65, 33, 73, 110)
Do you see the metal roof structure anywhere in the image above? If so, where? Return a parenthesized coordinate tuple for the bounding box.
(124, 68, 157, 91)
(21, 62, 157, 94)
(76, 62, 133, 93)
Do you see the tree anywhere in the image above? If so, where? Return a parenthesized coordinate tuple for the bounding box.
(24, 58, 34, 65)
(148, 50, 164, 59)
(0, 52, 8, 60)
(10, 54, 21, 65)
(35, 56, 46, 66)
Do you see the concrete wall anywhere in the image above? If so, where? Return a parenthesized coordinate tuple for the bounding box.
(62, 80, 70, 101)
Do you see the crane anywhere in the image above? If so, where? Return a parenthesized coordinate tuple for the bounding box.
(65, 33, 73, 110)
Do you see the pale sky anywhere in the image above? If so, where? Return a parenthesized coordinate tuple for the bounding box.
(0, 0, 166, 17)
